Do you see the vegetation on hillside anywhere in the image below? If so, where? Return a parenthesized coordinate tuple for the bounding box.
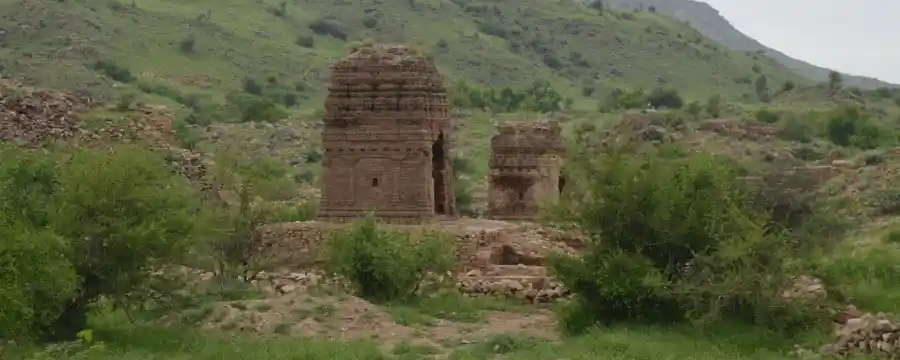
(0, 0, 805, 122)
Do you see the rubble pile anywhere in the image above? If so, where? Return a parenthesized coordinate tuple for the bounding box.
(818, 306, 900, 357)
(453, 223, 580, 303)
(457, 265, 569, 303)
(0, 80, 91, 144)
(82, 105, 178, 149)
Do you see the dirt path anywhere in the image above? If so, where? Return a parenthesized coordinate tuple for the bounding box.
(194, 292, 558, 355)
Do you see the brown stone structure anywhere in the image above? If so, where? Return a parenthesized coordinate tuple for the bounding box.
(487, 121, 564, 220)
(317, 44, 456, 223)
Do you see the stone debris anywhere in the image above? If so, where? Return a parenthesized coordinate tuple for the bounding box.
(782, 275, 827, 301)
(698, 118, 776, 141)
(797, 306, 900, 358)
(457, 265, 570, 304)
(0, 79, 90, 144)
(0, 80, 217, 196)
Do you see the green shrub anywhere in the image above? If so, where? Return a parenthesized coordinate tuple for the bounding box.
(178, 35, 196, 54)
(646, 88, 684, 109)
(685, 101, 702, 120)
(825, 103, 890, 149)
(754, 108, 780, 123)
(226, 92, 288, 123)
(546, 144, 825, 334)
(295, 35, 315, 48)
(705, 95, 722, 117)
(308, 18, 348, 41)
(870, 189, 900, 216)
(324, 216, 455, 303)
(776, 114, 815, 143)
(883, 229, 900, 244)
(781, 81, 796, 93)
(92, 60, 134, 83)
(602, 88, 646, 110)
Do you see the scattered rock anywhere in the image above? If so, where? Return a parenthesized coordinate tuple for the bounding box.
(826, 309, 900, 357)
(0, 80, 91, 144)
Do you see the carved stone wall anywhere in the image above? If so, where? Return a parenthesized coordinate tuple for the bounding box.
(487, 121, 564, 220)
(318, 44, 456, 223)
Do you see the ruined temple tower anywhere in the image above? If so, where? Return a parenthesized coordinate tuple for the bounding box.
(487, 121, 564, 220)
(317, 44, 456, 223)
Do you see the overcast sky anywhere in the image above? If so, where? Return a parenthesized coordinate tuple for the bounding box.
(698, 0, 900, 84)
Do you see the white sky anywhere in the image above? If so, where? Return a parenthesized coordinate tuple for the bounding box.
(697, 0, 900, 84)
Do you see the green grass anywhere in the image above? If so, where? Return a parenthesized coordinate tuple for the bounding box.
(447, 326, 815, 360)
(6, 309, 822, 360)
(384, 292, 530, 325)
(0, 0, 807, 115)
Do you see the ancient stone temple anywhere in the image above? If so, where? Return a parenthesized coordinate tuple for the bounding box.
(317, 44, 456, 223)
(487, 121, 564, 220)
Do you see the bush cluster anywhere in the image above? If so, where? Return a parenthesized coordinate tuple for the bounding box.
(323, 216, 456, 303)
(599, 87, 684, 111)
(546, 143, 834, 334)
(449, 80, 565, 113)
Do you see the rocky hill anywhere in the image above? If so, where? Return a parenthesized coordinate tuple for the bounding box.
(0, 0, 804, 116)
(600, 0, 899, 90)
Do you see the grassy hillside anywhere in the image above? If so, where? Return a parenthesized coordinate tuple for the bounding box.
(599, 0, 899, 89)
(0, 0, 805, 117)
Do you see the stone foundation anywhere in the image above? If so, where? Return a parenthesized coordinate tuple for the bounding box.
(255, 218, 584, 302)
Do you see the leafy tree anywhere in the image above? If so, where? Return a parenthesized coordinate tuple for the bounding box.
(705, 94, 722, 117)
(202, 149, 308, 280)
(524, 81, 562, 112)
(685, 101, 702, 120)
(0, 145, 204, 340)
(600, 88, 647, 111)
(46, 145, 203, 339)
(755, 74, 770, 102)
(589, 0, 604, 14)
(828, 71, 843, 91)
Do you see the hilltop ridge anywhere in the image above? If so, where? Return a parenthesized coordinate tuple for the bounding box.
(600, 0, 899, 89)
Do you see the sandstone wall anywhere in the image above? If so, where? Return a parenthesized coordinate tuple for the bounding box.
(488, 120, 564, 220)
(318, 43, 455, 223)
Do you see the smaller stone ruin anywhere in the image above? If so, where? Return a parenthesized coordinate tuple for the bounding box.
(487, 120, 564, 220)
